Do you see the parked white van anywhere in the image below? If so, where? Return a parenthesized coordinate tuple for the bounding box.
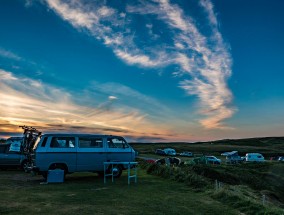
(29, 134, 136, 179)
(245, 153, 265, 162)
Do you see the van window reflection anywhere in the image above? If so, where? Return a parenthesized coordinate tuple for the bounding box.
(79, 137, 103, 148)
(50, 137, 75, 148)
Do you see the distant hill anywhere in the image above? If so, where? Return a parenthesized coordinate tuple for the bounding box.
(130, 136, 284, 157)
(211, 136, 284, 146)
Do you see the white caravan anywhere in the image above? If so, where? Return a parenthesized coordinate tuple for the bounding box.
(245, 153, 265, 162)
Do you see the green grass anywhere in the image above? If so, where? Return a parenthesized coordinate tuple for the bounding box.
(0, 170, 240, 215)
(140, 161, 284, 214)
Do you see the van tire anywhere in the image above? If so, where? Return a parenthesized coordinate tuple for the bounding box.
(107, 165, 122, 178)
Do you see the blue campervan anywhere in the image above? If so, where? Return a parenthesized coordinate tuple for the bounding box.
(30, 134, 136, 179)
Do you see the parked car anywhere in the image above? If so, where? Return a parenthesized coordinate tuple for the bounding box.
(155, 157, 181, 166)
(221, 151, 243, 164)
(206, 156, 221, 164)
(155, 149, 166, 155)
(0, 143, 28, 170)
(179, 151, 193, 157)
(163, 148, 176, 156)
(278, 156, 284, 162)
(29, 134, 136, 179)
(245, 153, 265, 162)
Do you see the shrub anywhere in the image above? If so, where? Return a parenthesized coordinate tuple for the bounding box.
(139, 161, 210, 190)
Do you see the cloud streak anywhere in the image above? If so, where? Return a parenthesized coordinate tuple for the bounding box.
(0, 69, 178, 141)
(45, 0, 236, 129)
(0, 48, 22, 61)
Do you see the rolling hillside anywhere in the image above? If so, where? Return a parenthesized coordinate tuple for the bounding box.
(130, 136, 284, 157)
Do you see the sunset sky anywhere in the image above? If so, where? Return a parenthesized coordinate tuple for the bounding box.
(0, 0, 284, 142)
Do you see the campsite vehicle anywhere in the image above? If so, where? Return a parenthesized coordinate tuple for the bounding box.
(163, 148, 176, 156)
(245, 153, 265, 162)
(0, 143, 27, 170)
(155, 157, 181, 166)
(179, 151, 193, 157)
(155, 149, 166, 155)
(29, 134, 136, 179)
(226, 155, 244, 164)
(206, 156, 221, 164)
(221, 151, 244, 164)
(278, 156, 284, 162)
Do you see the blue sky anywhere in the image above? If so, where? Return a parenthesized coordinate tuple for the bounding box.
(0, 0, 283, 142)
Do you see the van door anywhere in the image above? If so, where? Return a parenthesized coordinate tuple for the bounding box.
(45, 136, 77, 172)
(106, 137, 133, 162)
(76, 136, 106, 172)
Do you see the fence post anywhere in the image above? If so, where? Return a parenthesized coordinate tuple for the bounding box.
(215, 180, 218, 191)
(262, 194, 266, 205)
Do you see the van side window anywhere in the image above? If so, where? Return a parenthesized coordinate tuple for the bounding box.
(107, 138, 129, 149)
(41, 137, 47, 147)
(79, 137, 103, 148)
(107, 138, 116, 148)
(50, 137, 75, 148)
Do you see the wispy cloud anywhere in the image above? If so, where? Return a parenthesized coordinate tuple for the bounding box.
(88, 81, 173, 119)
(0, 48, 22, 61)
(44, 0, 236, 129)
(0, 69, 178, 141)
(0, 47, 46, 79)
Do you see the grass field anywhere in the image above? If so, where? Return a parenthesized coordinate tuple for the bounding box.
(1, 163, 284, 214)
(0, 169, 244, 215)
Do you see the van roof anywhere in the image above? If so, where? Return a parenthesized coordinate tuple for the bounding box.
(42, 133, 123, 138)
